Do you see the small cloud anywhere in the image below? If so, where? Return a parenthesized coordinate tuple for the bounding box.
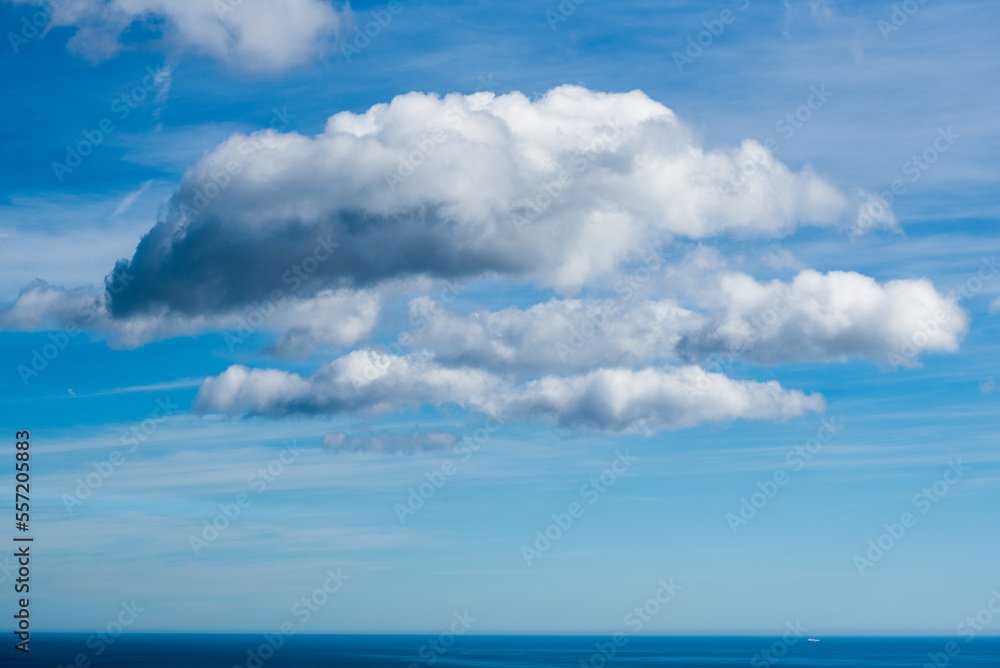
(809, 0, 834, 25)
(323, 426, 459, 456)
(151, 60, 175, 120)
(851, 31, 865, 65)
(111, 180, 155, 219)
(759, 247, 803, 271)
(981, 378, 997, 394)
(783, 0, 835, 36)
(26, 0, 345, 71)
(990, 297, 1000, 315)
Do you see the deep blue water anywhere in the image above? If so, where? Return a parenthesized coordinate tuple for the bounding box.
(3, 634, 1000, 667)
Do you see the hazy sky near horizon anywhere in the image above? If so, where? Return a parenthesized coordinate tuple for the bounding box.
(0, 0, 998, 637)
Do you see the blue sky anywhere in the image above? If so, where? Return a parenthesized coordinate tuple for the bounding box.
(0, 0, 998, 638)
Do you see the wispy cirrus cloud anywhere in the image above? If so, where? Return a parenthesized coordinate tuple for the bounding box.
(323, 426, 459, 456)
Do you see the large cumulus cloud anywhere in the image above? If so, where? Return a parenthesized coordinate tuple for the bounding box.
(105, 85, 885, 318)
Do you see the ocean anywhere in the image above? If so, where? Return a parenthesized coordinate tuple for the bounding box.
(4, 634, 999, 667)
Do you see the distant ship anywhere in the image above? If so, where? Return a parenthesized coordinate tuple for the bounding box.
(807, 638, 821, 642)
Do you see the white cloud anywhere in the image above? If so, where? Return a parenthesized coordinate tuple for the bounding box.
(194, 350, 502, 418)
(488, 366, 825, 432)
(683, 268, 967, 365)
(990, 297, 1000, 315)
(10, 0, 343, 70)
(266, 289, 381, 356)
(111, 179, 155, 218)
(194, 351, 824, 432)
(0, 280, 101, 332)
(400, 258, 966, 372)
(407, 295, 705, 374)
(1, 84, 958, 433)
(108, 85, 890, 318)
(0, 281, 379, 352)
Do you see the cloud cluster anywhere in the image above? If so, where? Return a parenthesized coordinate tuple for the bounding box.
(194, 351, 824, 432)
(9, 0, 343, 70)
(404, 267, 966, 372)
(106, 85, 884, 318)
(1, 85, 964, 436)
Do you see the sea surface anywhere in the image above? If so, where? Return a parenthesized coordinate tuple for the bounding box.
(5, 634, 1000, 667)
